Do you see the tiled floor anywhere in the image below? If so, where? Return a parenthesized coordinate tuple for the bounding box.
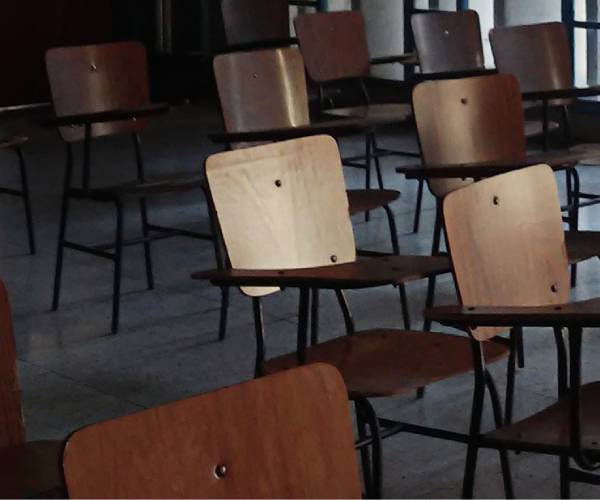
(3, 101, 600, 498)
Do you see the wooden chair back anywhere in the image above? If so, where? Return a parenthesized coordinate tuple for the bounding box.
(0, 280, 24, 448)
(63, 363, 361, 499)
(443, 165, 570, 341)
(221, 0, 290, 47)
(490, 22, 572, 105)
(46, 42, 150, 143)
(412, 10, 485, 74)
(205, 135, 356, 298)
(413, 74, 527, 198)
(294, 11, 371, 83)
(213, 48, 310, 140)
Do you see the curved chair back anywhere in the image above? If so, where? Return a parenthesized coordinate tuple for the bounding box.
(64, 364, 361, 498)
(46, 42, 150, 142)
(412, 10, 485, 74)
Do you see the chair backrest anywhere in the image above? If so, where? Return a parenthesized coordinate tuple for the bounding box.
(63, 363, 361, 499)
(214, 48, 310, 137)
(221, 0, 290, 47)
(0, 281, 24, 447)
(413, 73, 527, 198)
(294, 11, 371, 83)
(46, 42, 150, 143)
(490, 22, 572, 96)
(412, 10, 485, 74)
(443, 165, 570, 341)
(206, 135, 356, 298)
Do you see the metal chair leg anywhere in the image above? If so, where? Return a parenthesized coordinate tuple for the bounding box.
(364, 133, 372, 222)
(139, 198, 154, 290)
(111, 201, 124, 334)
(371, 133, 385, 190)
(357, 398, 383, 499)
(218, 287, 230, 342)
(560, 455, 571, 499)
(413, 178, 424, 233)
(15, 147, 35, 254)
(505, 331, 517, 425)
(355, 401, 373, 496)
(310, 288, 320, 346)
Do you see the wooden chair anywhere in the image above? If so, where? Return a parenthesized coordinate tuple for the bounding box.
(407, 74, 600, 331)
(293, 10, 420, 223)
(194, 135, 513, 498)
(0, 135, 35, 254)
(0, 280, 64, 498)
(44, 42, 223, 335)
(63, 364, 360, 499)
(427, 164, 600, 498)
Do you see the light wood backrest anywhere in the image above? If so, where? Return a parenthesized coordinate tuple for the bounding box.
(206, 135, 356, 298)
(412, 10, 485, 74)
(413, 74, 527, 198)
(443, 165, 569, 341)
(294, 11, 371, 83)
(0, 280, 24, 447)
(63, 363, 361, 499)
(221, 0, 290, 47)
(214, 48, 310, 138)
(490, 22, 572, 106)
(46, 42, 150, 142)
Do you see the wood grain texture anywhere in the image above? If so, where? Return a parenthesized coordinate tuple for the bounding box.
(413, 74, 527, 197)
(205, 136, 355, 297)
(0, 280, 24, 448)
(63, 364, 361, 499)
(45, 42, 150, 142)
(443, 165, 569, 340)
(221, 0, 290, 47)
(294, 11, 371, 83)
(412, 10, 485, 74)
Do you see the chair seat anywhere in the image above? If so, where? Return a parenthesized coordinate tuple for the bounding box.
(0, 135, 28, 149)
(0, 440, 65, 498)
(263, 330, 508, 398)
(83, 173, 207, 201)
(347, 189, 400, 215)
(381, 254, 452, 282)
(570, 143, 600, 166)
(565, 230, 600, 264)
(486, 381, 600, 456)
(321, 103, 413, 125)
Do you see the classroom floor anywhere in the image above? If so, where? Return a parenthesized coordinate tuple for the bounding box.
(3, 100, 600, 498)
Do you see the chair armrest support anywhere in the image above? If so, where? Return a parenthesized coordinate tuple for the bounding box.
(35, 103, 169, 127)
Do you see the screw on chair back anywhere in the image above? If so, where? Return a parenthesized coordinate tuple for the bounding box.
(221, 0, 290, 47)
(490, 22, 573, 107)
(45, 42, 150, 143)
(413, 73, 527, 198)
(63, 363, 361, 499)
(412, 10, 485, 74)
(213, 47, 310, 143)
(205, 135, 355, 298)
(443, 165, 570, 341)
(293, 11, 371, 84)
(0, 281, 24, 448)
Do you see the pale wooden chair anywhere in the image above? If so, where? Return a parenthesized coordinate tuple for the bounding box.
(0, 280, 64, 498)
(63, 364, 361, 499)
(194, 135, 513, 498)
(427, 164, 600, 498)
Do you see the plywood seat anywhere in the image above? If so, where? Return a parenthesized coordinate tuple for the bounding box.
(0, 440, 65, 498)
(0, 135, 28, 149)
(565, 231, 600, 264)
(486, 382, 600, 455)
(379, 254, 451, 282)
(347, 188, 399, 215)
(263, 330, 508, 399)
(322, 103, 413, 125)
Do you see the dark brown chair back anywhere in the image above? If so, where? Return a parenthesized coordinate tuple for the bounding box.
(490, 22, 572, 98)
(221, 0, 290, 47)
(45, 42, 150, 143)
(443, 165, 569, 341)
(0, 281, 24, 447)
(294, 11, 371, 83)
(412, 10, 485, 73)
(63, 364, 361, 499)
(413, 74, 527, 197)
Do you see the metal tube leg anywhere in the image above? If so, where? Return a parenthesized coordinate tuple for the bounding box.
(371, 133, 385, 190)
(505, 332, 517, 425)
(310, 288, 320, 346)
(485, 371, 515, 499)
(15, 147, 35, 254)
(399, 284, 411, 330)
(569, 167, 581, 288)
(357, 398, 383, 499)
(218, 287, 230, 342)
(560, 455, 571, 499)
(413, 178, 425, 233)
(139, 198, 154, 290)
(252, 297, 265, 378)
(364, 133, 372, 222)
(515, 326, 525, 369)
(111, 201, 124, 334)
(463, 349, 485, 499)
(355, 401, 373, 496)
